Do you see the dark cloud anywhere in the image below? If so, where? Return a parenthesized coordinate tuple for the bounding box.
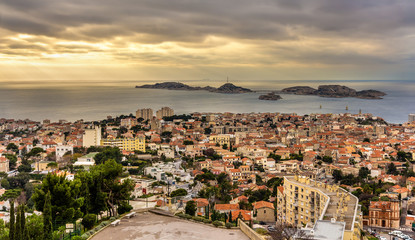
(0, 0, 414, 68)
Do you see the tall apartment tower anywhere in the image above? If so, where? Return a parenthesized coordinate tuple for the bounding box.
(409, 114, 415, 123)
(82, 126, 102, 147)
(136, 108, 153, 121)
(156, 107, 174, 119)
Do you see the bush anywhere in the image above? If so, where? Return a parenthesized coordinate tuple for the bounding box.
(203, 219, 212, 224)
(176, 213, 186, 218)
(82, 214, 97, 230)
(192, 216, 205, 222)
(184, 214, 192, 219)
(118, 202, 133, 215)
(110, 217, 116, 221)
(255, 228, 268, 235)
(81, 233, 89, 239)
(72, 236, 84, 240)
(225, 222, 234, 229)
(212, 221, 224, 228)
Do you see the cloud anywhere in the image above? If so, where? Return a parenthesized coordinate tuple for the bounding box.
(0, 0, 414, 80)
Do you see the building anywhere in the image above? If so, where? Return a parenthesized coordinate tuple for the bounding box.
(156, 107, 174, 119)
(209, 134, 231, 146)
(73, 152, 98, 170)
(253, 201, 275, 223)
(136, 108, 153, 121)
(368, 200, 400, 229)
(120, 118, 138, 128)
(82, 126, 102, 147)
(100, 136, 145, 152)
(0, 156, 9, 172)
(277, 175, 362, 240)
(409, 114, 415, 123)
(55, 145, 73, 160)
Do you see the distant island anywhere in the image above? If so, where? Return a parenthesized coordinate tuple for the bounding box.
(136, 82, 253, 94)
(259, 92, 282, 101)
(280, 85, 386, 99)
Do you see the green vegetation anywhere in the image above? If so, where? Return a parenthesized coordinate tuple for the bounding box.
(170, 188, 188, 197)
(185, 201, 196, 216)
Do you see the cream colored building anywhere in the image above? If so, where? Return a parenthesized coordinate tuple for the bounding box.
(82, 126, 102, 147)
(277, 175, 362, 240)
(0, 156, 9, 173)
(101, 136, 145, 152)
(209, 134, 231, 146)
(136, 108, 153, 121)
(156, 107, 174, 119)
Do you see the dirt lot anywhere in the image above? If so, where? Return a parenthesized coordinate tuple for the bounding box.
(92, 212, 250, 240)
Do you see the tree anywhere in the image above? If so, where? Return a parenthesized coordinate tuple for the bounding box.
(269, 223, 313, 240)
(185, 200, 196, 216)
(93, 147, 122, 164)
(0, 219, 9, 240)
(9, 201, 15, 240)
(21, 204, 26, 239)
(387, 163, 397, 175)
(7, 143, 18, 151)
(32, 173, 84, 224)
(358, 167, 370, 179)
(90, 159, 134, 217)
(332, 169, 343, 183)
(15, 204, 22, 240)
(25, 214, 44, 240)
(170, 189, 188, 198)
(81, 214, 97, 230)
(43, 191, 53, 240)
(322, 156, 333, 163)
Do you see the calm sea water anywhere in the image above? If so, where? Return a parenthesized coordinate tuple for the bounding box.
(0, 80, 414, 123)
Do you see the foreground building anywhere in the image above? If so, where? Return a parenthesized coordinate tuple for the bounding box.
(368, 200, 400, 229)
(277, 175, 362, 240)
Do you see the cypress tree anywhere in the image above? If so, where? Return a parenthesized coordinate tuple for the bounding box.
(43, 191, 53, 240)
(229, 211, 232, 223)
(9, 201, 15, 240)
(15, 205, 21, 240)
(21, 204, 26, 239)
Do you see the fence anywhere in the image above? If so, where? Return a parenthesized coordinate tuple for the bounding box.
(238, 219, 265, 240)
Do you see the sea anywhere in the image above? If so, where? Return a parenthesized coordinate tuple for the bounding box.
(0, 80, 414, 124)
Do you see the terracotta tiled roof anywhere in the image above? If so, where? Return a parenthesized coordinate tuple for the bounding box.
(253, 201, 275, 210)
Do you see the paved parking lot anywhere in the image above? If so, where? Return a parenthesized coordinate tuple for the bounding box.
(92, 212, 249, 240)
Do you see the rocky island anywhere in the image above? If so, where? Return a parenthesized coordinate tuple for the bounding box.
(136, 82, 253, 94)
(258, 92, 282, 101)
(280, 85, 386, 99)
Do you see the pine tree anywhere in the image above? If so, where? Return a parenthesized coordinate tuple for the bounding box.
(9, 201, 15, 240)
(15, 205, 21, 240)
(43, 191, 53, 240)
(21, 204, 26, 239)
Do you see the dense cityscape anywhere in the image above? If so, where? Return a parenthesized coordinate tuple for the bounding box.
(1, 108, 415, 239)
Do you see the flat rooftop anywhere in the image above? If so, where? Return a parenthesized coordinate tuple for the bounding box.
(92, 212, 249, 240)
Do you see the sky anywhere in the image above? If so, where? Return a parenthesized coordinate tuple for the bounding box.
(1, 0, 415, 83)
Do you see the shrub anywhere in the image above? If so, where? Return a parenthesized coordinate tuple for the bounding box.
(177, 213, 186, 218)
(82, 213, 97, 230)
(110, 217, 116, 221)
(255, 228, 268, 235)
(212, 221, 224, 228)
(203, 219, 212, 224)
(192, 216, 205, 222)
(225, 222, 234, 229)
(118, 202, 133, 215)
(72, 236, 84, 240)
(81, 234, 89, 239)
(184, 214, 192, 219)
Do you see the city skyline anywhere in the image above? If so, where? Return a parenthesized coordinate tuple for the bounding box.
(1, 0, 415, 82)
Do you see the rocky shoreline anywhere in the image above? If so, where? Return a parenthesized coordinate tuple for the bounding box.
(136, 82, 253, 94)
(258, 92, 282, 101)
(280, 85, 386, 99)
